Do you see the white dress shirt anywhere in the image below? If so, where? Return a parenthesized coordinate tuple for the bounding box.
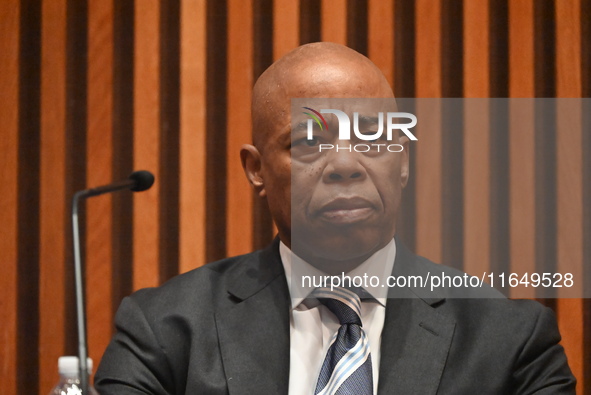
(280, 239, 397, 395)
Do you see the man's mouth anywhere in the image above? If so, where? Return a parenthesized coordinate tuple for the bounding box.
(317, 197, 375, 224)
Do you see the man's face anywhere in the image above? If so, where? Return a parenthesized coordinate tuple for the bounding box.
(245, 49, 409, 270)
(289, 99, 408, 268)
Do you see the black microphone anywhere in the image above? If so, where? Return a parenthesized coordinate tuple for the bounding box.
(76, 170, 155, 198)
(71, 170, 155, 394)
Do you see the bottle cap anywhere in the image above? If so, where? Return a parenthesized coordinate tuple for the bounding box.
(58, 356, 93, 376)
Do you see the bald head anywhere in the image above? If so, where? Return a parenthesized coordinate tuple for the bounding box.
(251, 42, 393, 150)
(241, 43, 407, 263)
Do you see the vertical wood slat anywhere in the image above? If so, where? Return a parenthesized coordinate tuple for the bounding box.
(345, 0, 367, 55)
(273, 0, 299, 60)
(270, 0, 298, 237)
(18, 1, 42, 392)
(533, 0, 557, 306)
(393, 0, 416, 249)
(393, 0, 416, 99)
(226, 0, 253, 257)
(583, 1, 591, 390)
(268, 0, 299, 241)
(111, 0, 135, 309)
(86, 0, 114, 374)
(462, 0, 490, 278)
(463, 0, 489, 97)
(555, 0, 584, 391)
(158, 0, 181, 283)
(300, 0, 321, 44)
(179, 0, 207, 273)
(39, 0, 67, 391)
(556, 0, 582, 97)
(414, 0, 442, 263)
(133, 0, 161, 290)
(204, 0, 228, 262)
(508, 0, 536, 298)
(556, 100, 584, 394)
(368, 0, 394, 87)
(488, 0, 510, 279)
(0, 2, 20, 393)
(64, 0, 89, 362)
(509, 0, 535, 97)
(507, 100, 536, 299)
(252, 0, 275, 250)
(321, 0, 347, 44)
(440, 0, 463, 269)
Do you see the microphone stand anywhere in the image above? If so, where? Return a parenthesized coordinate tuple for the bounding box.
(71, 190, 91, 395)
(71, 173, 153, 394)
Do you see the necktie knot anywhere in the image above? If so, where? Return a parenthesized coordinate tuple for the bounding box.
(312, 287, 362, 326)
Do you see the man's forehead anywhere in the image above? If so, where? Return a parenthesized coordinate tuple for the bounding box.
(251, 43, 394, 147)
(254, 44, 390, 101)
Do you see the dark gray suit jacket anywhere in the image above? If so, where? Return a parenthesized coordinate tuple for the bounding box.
(95, 239, 576, 394)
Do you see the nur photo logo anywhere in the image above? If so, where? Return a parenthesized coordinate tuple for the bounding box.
(302, 107, 418, 153)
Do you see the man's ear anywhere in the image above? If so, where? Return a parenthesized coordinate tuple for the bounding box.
(240, 144, 266, 198)
(399, 136, 410, 188)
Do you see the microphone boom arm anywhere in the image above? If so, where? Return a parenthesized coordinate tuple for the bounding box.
(71, 170, 154, 394)
(71, 190, 90, 394)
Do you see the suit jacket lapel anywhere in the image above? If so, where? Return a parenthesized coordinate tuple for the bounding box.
(215, 239, 291, 395)
(214, 238, 456, 394)
(378, 241, 456, 394)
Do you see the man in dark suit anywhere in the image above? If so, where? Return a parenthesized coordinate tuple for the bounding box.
(95, 43, 575, 394)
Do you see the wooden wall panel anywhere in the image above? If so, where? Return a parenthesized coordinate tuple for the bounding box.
(463, 0, 489, 97)
(111, 0, 135, 310)
(440, 0, 463, 269)
(300, 0, 321, 44)
(321, 0, 347, 44)
(462, 0, 490, 278)
(0, 3, 20, 393)
(226, 0, 254, 257)
(392, 0, 417, 249)
(39, 0, 67, 390)
(86, 0, 114, 376)
(133, 0, 161, 290)
(556, 99, 585, 392)
(18, 2, 42, 392)
(509, 0, 535, 97)
(556, 0, 584, 390)
(1, 1, 589, 393)
(179, 0, 207, 273)
(270, 0, 299, 240)
(583, 1, 591, 390)
(508, 100, 536, 299)
(509, 0, 536, 299)
(273, 0, 299, 60)
(462, 98, 491, 276)
(414, 0, 442, 263)
(368, 0, 394, 86)
(158, 0, 181, 283)
(204, 0, 228, 262)
(253, 0, 275, 249)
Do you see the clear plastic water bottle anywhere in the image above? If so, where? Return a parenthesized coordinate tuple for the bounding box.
(49, 356, 99, 395)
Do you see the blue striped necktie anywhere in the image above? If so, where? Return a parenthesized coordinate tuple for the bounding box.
(313, 287, 373, 395)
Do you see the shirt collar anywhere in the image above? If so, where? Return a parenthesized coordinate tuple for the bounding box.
(279, 238, 397, 310)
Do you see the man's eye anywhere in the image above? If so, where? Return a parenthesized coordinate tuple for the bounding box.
(305, 136, 320, 146)
(292, 136, 320, 147)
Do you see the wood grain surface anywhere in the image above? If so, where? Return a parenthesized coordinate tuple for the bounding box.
(0, 1, 589, 393)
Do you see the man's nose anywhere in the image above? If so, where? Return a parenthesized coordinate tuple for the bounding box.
(322, 149, 367, 183)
